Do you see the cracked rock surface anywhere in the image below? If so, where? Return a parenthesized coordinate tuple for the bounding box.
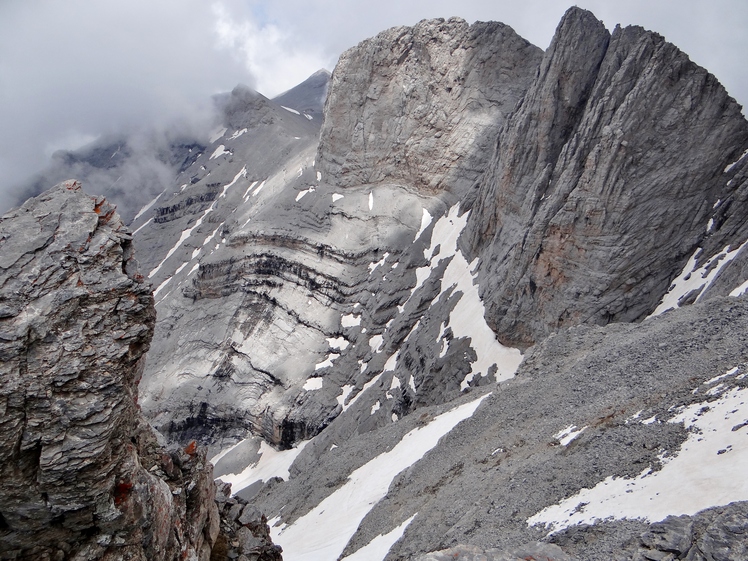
(0, 181, 220, 560)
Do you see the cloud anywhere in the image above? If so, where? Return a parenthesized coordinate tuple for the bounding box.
(211, 2, 331, 97)
(0, 0, 247, 206)
(1, 0, 746, 215)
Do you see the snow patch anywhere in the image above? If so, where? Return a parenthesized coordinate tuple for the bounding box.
(369, 334, 383, 353)
(133, 193, 162, 221)
(414, 207, 433, 242)
(730, 278, 748, 297)
(219, 440, 309, 496)
(272, 395, 489, 561)
(228, 128, 247, 140)
(338, 516, 418, 561)
(303, 377, 324, 391)
(315, 353, 340, 371)
(368, 252, 390, 274)
(243, 180, 259, 201)
(295, 186, 315, 201)
(332, 193, 344, 202)
(281, 105, 300, 115)
(327, 337, 349, 351)
(724, 148, 748, 173)
(210, 144, 230, 159)
(132, 217, 153, 235)
(706, 367, 739, 385)
(650, 241, 748, 316)
(384, 352, 399, 373)
(337, 385, 355, 411)
(341, 314, 361, 328)
(252, 180, 267, 197)
(554, 425, 587, 446)
(153, 275, 173, 298)
(368, 191, 374, 211)
(528, 387, 748, 533)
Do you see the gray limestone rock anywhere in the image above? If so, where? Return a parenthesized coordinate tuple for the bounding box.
(466, 7, 748, 348)
(252, 295, 748, 561)
(317, 17, 542, 196)
(416, 542, 577, 560)
(0, 181, 221, 560)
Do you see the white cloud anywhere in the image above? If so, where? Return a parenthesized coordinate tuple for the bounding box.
(212, 2, 330, 98)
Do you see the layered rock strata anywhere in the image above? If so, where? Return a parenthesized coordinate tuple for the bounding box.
(0, 182, 220, 560)
(133, 37, 543, 449)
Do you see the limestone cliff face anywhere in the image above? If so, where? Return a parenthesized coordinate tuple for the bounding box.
(0, 182, 219, 560)
(466, 7, 748, 348)
(317, 17, 542, 195)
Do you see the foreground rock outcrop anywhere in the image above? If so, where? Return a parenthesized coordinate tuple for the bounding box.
(0, 182, 221, 560)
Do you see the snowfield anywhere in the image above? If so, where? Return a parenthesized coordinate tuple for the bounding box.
(528, 379, 748, 533)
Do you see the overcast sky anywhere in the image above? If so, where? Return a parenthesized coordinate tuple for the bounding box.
(1, 0, 747, 203)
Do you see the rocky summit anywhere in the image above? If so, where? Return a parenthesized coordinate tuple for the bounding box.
(3, 5, 748, 561)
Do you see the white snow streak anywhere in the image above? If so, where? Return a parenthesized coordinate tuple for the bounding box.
(219, 440, 309, 495)
(147, 168, 244, 279)
(281, 105, 300, 115)
(554, 425, 587, 446)
(228, 128, 247, 140)
(271, 394, 490, 561)
(243, 180, 259, 201)
(368, 252, 390, 274)
(414, 208, 433, 241)
(340, 515, 416, 561)
(730, 278, 748, 297)
(132, 217, 152, 235)
(724, 148, 748, 173)
(295, 186, 315, 201)
(133, 193, 162, 221)
(650, 240, 748, 317)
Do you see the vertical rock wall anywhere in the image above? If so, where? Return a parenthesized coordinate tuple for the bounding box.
(317, 17, 542, 195)
(466, 7, 748, 348)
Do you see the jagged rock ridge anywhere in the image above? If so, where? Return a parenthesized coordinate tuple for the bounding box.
(465, 7, 748, 348)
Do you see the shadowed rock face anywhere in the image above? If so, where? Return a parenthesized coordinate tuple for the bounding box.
(0, 181, 219, 560)
(465, 7, 748, 349)
(317, 17, 543, 195)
